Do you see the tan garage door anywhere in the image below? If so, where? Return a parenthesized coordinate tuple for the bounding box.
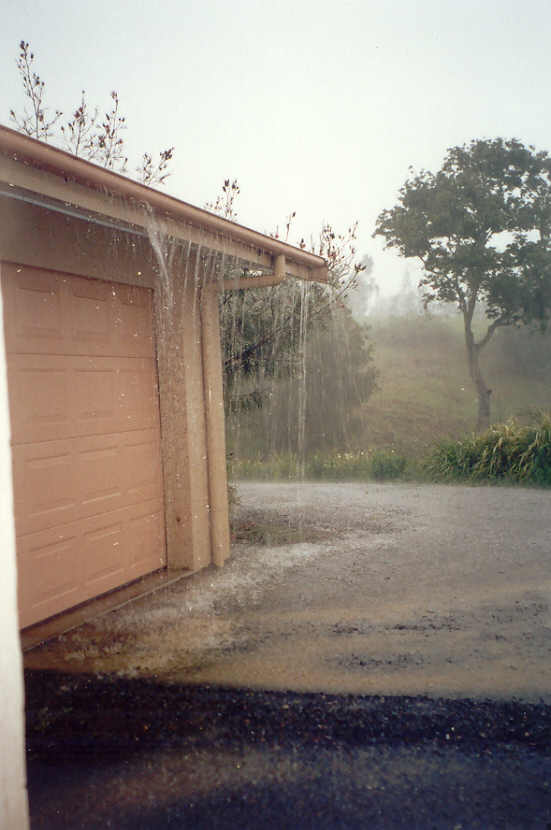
(1, 263, 166, 628)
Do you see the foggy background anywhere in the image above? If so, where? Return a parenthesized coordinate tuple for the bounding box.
(3, 0, 551, 298)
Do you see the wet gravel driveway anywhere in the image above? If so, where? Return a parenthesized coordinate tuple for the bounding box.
(25, 482, 551, 827)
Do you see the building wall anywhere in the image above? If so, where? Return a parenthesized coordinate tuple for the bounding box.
(0, 196, 158, 288)
(0, 287, 29, 828)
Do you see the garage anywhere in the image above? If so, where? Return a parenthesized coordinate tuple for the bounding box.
(0, 124, 328, 634)
(2, 262, 165, 628)
(0, 124, 330, 827)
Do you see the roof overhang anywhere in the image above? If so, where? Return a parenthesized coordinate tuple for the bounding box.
(0, 125, 328, 287)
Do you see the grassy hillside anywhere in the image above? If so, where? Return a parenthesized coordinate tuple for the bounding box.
(227, 310, 551, 470)
(359, 313, 551, 456)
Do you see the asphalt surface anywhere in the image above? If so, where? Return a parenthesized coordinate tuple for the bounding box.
(25, 672, 551, 829)
(25, 482, 551, 828)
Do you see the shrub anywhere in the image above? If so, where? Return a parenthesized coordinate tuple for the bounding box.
(423, 413, 551, 485)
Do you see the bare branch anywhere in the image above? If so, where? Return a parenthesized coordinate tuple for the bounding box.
(95, 91, 128, 172)
(476, 316, 506, 351)
(137, 147, 175, 186)
(10, 41, 175, 187)
(205, 178, 241, 220)
(9, 40, 62, 141)
(60, 91, 98, 158)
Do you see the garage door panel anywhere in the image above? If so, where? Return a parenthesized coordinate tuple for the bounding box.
(13, 429, 164, 537)
(127, 508, 165, 576)
(17, 533, 81, 628)
(3, 265, 156, 358)
(3, 264, 166, 628)
(10, 355, 159, 443)
(77, 431, 162, 514)
(122, 433, 162, 501)
(12, 270, 66, 349)
(70, 297, 111, 347)
(8, 359, 71, 444)
(17, 497, 165, 628)
(70, 276, 112, 302)
(117, 366, 159, 429)
(12, 441, 77, 535)
(73, 358, 159, 435)
(83, 521, 125, 588)
(78, 441, 122, 512)
(115, 286, 154, 357)
(74, 366, 117, 426)
(3, 266, 66, 354)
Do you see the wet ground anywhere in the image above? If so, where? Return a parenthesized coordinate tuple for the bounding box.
(25, 482, 551, 827)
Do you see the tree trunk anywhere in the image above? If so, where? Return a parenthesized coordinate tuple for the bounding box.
(474, 372, 491, 432)
(464, 324, 492, 432)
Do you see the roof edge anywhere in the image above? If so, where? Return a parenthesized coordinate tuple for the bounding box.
(0, 124, 328, 281)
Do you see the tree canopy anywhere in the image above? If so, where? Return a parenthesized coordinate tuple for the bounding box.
(374, 137, 551, 430)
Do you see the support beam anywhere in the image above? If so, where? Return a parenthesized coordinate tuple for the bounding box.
(201, 281, 230, 566)
(155, 254, 212, 571)
(274, 253, 286, 281)
(221, 253, 288, 292)
(221, 273, 285, 291)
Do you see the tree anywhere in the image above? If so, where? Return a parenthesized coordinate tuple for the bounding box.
(221, 277, 377, 456)
(374, 138, 551, 431)
(205, 179, 377, 455)
(10, 41, 174, 186)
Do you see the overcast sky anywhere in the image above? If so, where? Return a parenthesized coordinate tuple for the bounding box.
(2, 0, 550, 295)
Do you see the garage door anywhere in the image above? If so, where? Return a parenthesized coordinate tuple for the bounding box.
(1, 263, 166, 628)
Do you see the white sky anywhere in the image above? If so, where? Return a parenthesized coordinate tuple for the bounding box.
(2, 0, 550, 295)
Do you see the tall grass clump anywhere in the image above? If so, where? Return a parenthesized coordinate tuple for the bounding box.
(424, 412, 551, 485)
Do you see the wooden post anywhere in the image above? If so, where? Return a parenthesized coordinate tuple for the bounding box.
(155, 251, 212, 571)
(201, 280, 230, 566)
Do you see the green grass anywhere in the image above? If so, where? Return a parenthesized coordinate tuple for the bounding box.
(227, 311, 551, 477)
(359, 313, 551, 455)
(230, 448, 412, 482)
(230, 413, 551, 487)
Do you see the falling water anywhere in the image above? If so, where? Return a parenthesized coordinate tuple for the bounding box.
(143, 204, 178, 312)
(222, 268, 378, 484)
(142, 203, 377, 494)
(296, 278, 311, 480)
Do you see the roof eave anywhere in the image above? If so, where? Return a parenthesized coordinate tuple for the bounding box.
(0, 124, 329, 283)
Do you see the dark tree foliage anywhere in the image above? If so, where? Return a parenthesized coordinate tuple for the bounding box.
(205, 177, 375, 454)
(222, 281, 377, 454)
(374, 138, 551, 430)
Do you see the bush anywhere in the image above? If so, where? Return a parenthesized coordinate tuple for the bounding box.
(423, 413, 551, 485)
